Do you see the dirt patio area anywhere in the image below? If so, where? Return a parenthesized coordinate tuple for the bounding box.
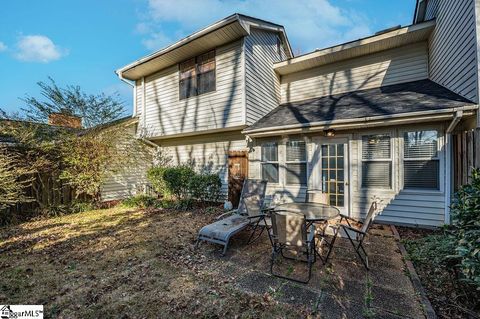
(0, 207, 425, 318)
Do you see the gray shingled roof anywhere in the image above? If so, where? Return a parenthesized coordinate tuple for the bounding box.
(245, 80, 475, 132)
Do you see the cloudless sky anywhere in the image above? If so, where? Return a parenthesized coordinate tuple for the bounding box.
(0, 0, 416, 116)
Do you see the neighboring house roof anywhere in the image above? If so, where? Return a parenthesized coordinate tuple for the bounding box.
(274, 20, 435, 75)
(79, 115, 137, 135)
(244, 80, 477, 135)
(0, 116, 135, 143)
(116, 13, 293, 80)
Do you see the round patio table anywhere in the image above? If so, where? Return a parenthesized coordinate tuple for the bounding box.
(273, 202, 340, 222)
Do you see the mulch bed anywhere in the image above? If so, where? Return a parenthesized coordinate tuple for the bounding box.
(397, 226, 480, 319)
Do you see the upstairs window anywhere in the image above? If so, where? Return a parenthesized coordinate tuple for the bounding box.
(361, 134, 392, 189)
(261, 142, 279, 183)
(403, 130, 439, 190)
(179, 50, 216, 100)
(286, 140, 307, 185)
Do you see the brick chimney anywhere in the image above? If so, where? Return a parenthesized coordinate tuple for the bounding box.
(48, 112, 82, 128)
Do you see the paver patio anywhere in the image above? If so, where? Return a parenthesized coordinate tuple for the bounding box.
(197, 223, 425, 319)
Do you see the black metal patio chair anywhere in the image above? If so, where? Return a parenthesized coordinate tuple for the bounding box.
(269, 210, 316, 283)
(327, 201, 378, 270)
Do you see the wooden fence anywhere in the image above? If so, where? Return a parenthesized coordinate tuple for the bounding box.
(452, 129, 477, 190)
(1, 173, 82, 223)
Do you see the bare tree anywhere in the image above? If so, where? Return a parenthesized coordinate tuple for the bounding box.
(19, 77, 126, 128)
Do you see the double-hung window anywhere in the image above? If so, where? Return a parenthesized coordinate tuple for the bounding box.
(261, 142, 279, 183)
(179, 50, 216, 100)
(361, 134, 392, 189)
(403, 130, 439, 190)
(286, 140, 307, 185)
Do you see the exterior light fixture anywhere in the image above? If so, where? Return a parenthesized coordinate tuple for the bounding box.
(324, 129, 335, 137)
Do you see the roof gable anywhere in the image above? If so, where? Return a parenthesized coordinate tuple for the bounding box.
(117, 13, 292, 80)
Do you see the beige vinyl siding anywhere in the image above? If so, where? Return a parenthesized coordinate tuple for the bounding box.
(248, 123, 447, 227)
(245, 29, 287, 125)
(140, 40, 245, 138)
(280, 42, 429, 103)
(156, 130, 247, 196)
(101, 125, 154, 201)
(428, 0, 478, 102)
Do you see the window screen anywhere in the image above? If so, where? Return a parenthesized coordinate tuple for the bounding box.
(286, 140, 307, 185)
(404, 130, 439, 190)
(361, 134, 392, 188)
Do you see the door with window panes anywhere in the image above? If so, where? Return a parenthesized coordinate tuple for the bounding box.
(317, 139, 349, 214)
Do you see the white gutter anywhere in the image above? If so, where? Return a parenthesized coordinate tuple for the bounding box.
(243, 105, 478, 136)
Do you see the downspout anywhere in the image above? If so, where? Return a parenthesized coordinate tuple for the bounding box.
(142, 77, 146, 136)
(445, 110, 464, 224)
(116, 71, 136, 117)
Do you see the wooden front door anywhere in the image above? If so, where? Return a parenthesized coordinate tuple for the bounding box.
(228, 151, 248, 208)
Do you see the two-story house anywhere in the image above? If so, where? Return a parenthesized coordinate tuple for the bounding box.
(114, 14, 292, 203)
(114, 0, 479, 227)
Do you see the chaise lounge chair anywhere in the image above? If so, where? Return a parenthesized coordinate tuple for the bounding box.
(195, 179, 268, 255)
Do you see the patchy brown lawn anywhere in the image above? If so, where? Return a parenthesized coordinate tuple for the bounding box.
(0, 207, 305, 318)
(0, 206, 425, 318)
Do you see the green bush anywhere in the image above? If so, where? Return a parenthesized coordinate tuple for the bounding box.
(450, 168, 480, 289)
(174, 198, 195, 211)
(162, 165, 195, 200)
(146, 166, 169, 197)
(189, 173, 222, 202)
(121, 195, 160, 209)
(71, 200, 96, 213)
(147, 165, 194, 200)
(147, 165, 222, 204)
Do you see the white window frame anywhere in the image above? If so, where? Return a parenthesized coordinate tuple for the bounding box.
(360, 132, 394, 190)
(285, 139, 308, 185)
(402, 129, 440, 191)
(399, 126, 444, 194)
(260, 140, 279, 184)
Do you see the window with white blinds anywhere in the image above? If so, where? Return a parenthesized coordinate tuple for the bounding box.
(361, 134, 392, 188)
(286, 140, 307, 185)
(261, 142, 279, 183)
(403, 130, 439, 190)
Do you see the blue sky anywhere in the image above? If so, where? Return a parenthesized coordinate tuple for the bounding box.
(0, 0, 416, 116)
